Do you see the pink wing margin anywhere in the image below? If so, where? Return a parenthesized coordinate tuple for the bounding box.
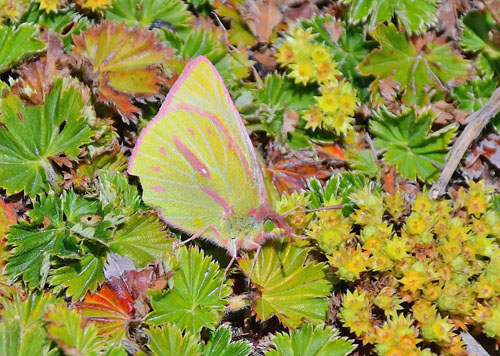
(127, 56, 270, 205)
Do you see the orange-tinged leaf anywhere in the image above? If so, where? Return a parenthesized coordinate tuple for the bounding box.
(240, 0, 283, 43)
(75, 284, 133, 340)
(0, 200, 16, 238)
(72, 20, 173, 122)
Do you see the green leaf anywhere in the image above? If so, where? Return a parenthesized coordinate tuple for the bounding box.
(370, 107, 457, 182)
(18, 5, 90, 50)
(239, 240, 331, 329)
(203, 327, 251, 356)
(163, 28, 251, 84)
(49, 252, 105, 300)
(6, 194, 81, 288)
(461, 10, 500, 78)
(0, 24, 46, 73)
(97, 170, 145, 214)
(0, 319, 51, 356)
(343, 0, 438, 34)
(0, 290, 57, 327)
(265, 323, 355, 356)
(0, 78, 93, 196)
(451, 79, 499, 112)
(106, 0, 193, 37)
(145, 246, 231, 335)
(358, 23, 470, 106)
(109, 214, 173, 267)
(147, 324, 201, 356)
(45, 304, 106, 356)
(348, 149, 381, 179)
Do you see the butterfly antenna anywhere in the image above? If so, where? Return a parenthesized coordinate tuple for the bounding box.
(281, 204, 345, 216)
(247, 245, 262, 289)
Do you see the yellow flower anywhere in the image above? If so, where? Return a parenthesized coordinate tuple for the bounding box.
(316, 61, 340, 83)
(331, 113, 353, 135)
(310, 44, 331, 63)
(400, 270, 426, 293)
(36, 0, 60, 12)
(406, 214, 427, 235)
(76, 0, 112, 10)
(276, 43, 296, 65)
(303, 107, 323, 130)
(289, 60, 315, 85)
(290, 27, 317, 47)
(316, 88, 339, 113)
(0, 0, 29, 21)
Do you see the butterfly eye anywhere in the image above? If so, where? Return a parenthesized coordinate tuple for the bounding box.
(263, 219, 275, 232)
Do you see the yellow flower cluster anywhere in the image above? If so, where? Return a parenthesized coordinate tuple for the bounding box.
(282, 179, 500, 354)
(0, 0, 30, 21)
(36, 0, 61, 13)
(76, 0, 113, 11)
(276, 27, 358, 135)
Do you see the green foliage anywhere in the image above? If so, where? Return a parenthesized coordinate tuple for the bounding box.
(146, 246, 231, 335)
(370, 107, 456, 182)
(19, 4, 90, 49)
(0, 24, 45, 73)
(0, 78, 93, 196)
(238, 74, 315, 136)
(45, 304, 108, 355)
(96, 170, 145, 215)
(147, 324, 201, 356)
(6, 193, 82, 288)
(106, 0, 193, 36)
(462, 10, 500, 78)
(239, 240, 331, 329)
(162, 28, 251, 84)
(359, 23, 470, 106)
(203, 327, 251, 356)
(348, 149, 381, 179)
(109, 214, 172, 266)
(343, 0, 439, 33)
(0, 290, 56, 356)
(0, 319, 51, 356)
(265, 323, 356, 356)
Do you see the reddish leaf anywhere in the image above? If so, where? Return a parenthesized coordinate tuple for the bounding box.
(240, 0, 283, 43)
(435, 0, 469, 39)
(72, 21, 173, 122)
(12, 31, 69, 105)
(266, 151, 332, 194)
(315, 144, 346, 161)
(0, 199, 16, 238)
(464, 133, 500, 179)
(286, 1, 319, 21)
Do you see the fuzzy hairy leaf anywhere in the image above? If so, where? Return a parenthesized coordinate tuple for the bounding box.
(265, 323, 356, 356)
(148, 324, 201, 356)
(0, 24, 46, 73)
(0, 78, 93, 196)
(348, 149, 381, 179)
(239, 240, 331, 329)
(109, 214, 173, 267)
(107, 0, 193, 36)
(73, 20, 172, 121)
(462, 10, 500, 77)
(203, 327, 251, 356)
(370, 107, 456, 182)
(343, 0, 438, 33)
(45, 304, 106, 356)
(49, 253, 105, 300)
(359, 23, 470, 106)
(146, 246, 231, 335)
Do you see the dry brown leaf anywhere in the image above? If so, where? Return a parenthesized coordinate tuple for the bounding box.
(285, 1, 319, 21)
(432, 100, 469, 125)
(324, 19, 343, 43)
(240, 0, 283, 43)
(252, 48, 278, 71)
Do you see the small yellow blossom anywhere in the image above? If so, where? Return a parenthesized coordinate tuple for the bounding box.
(275, 43, 296, 65)
(303, 107, 323, 130)
(289, 60, 315, 85)
(37, 0, 61, 12)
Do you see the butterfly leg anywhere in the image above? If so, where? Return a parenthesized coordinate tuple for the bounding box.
(219, 243, 238, 298)
(247, 244, 262, 288)
(179, 224, 221, 247)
